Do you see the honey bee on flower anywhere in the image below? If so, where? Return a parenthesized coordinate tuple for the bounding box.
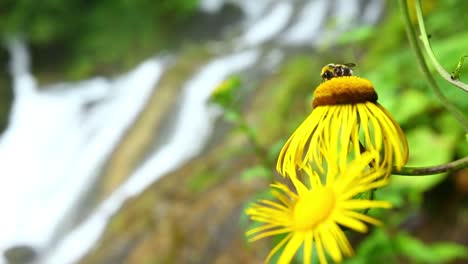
(320, 63, 356, 81)
(277, 63, 409, 178)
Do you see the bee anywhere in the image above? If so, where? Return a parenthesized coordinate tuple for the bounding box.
(320, 63, 356, 81)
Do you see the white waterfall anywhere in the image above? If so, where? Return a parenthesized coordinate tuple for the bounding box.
(44, 49, 259, 263)
(238, 2, 293, 47)
(0, 40, 165, 263)
(280, 0, 329, 45)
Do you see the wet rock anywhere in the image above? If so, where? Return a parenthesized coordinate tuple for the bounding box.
(3, 245, 37, 264)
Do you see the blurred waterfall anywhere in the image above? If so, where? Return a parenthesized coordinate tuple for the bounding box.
(45, 49, 259, 264)
(0, 40, 165, 263)
(0, 0, 384, 263)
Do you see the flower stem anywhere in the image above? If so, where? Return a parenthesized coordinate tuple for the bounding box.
(399, 0, 468, 132)
(238, 115, 267, 158)
(414, 0, 468, 92)
(226, 107, 272, 168)
(392, 156, 468, 176)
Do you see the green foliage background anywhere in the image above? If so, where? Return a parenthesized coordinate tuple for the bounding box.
(237, 1, 468, 263)
(0, 0, 199, 78)
(0, 0, 199, 133)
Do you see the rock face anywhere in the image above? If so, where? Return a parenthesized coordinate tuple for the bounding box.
(82, 153, 269, 264)
(3, 245, 37, 264)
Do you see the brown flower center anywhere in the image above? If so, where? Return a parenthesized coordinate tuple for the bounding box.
(312, 76, 377, 108)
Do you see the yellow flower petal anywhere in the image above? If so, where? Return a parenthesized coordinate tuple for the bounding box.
(320, 226, 343, 262)
(278, 233, 304, 264)
(246, 152, 391, 263)
(266, 233, 293, 264)
(303, 232, 313, 264)
(276, 77, 408, 180)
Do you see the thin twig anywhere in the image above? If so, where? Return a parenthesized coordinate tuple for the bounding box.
(399, 0, 468, 132)
(360, 141, 468, 176)
(415, 0, 468, 92)
(392, 156, 468, 176)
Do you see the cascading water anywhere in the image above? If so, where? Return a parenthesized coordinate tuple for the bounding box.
(44, 49, 259, 263)
(0, 0, 384, 263)
(0, 40, 165, 263)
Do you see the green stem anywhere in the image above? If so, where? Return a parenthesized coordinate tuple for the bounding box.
(360, 141, 468, 176)
(229, 108, 272, 168)
(392, 156, 468, 176)
(399, 0, 468, 132)
(238, 118, 264, 156)
(414, 0, 468, 92)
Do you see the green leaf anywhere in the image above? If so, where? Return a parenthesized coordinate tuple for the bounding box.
(209, 76, 242, 108)
(223, 110, 242, 123)
(374, 186, 405, 208)
(395, 232, 468, 263)
(267, 140, 285, 164)
(240, 165, 272, 181)
(345, 228, 396, 264)
(391, 127, 455, 192)
(388, 89, 432, 125)
(337, 25, 375, 44)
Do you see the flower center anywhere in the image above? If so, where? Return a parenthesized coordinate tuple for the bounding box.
(312, 76, 378, 107)
(293, 187, 336, 231)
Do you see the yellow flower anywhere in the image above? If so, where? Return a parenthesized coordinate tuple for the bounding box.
(277, 75, 408, 178)
(246, 152, 392, 264)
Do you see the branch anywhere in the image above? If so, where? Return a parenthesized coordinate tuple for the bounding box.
(399, 0, 468, 132)
(414, 0, 468, 92)
(392, 156, 468, 176)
